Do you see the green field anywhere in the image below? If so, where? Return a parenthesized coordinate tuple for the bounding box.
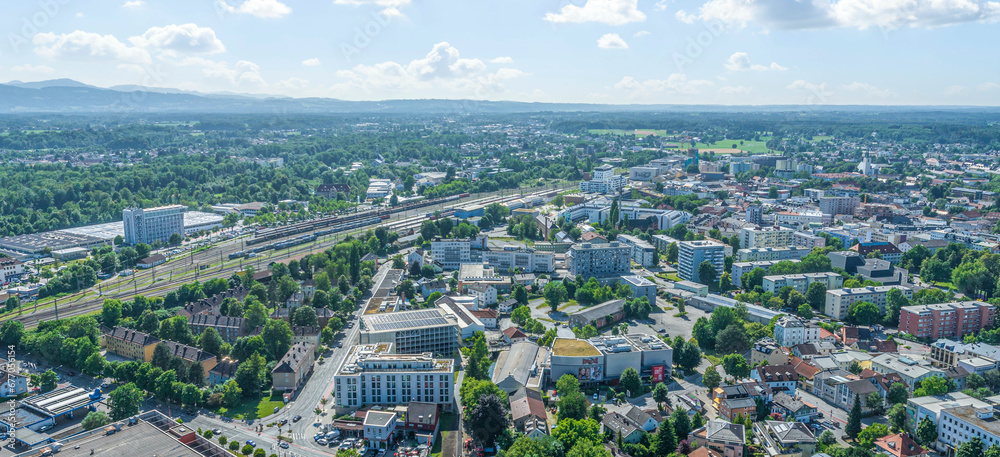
(212, 393, 285, 419)
(812, 135, 834, 141)
(588, 129, 669, 137)
(666, 138, 772, 154)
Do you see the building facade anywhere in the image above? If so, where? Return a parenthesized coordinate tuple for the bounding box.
(123, 205, 186, 246)
(272, 342, 315, 392)
(899, 302, 996, 340)
(825, 286, 913, 320)
(762, 272, 844, 294)
(334, 343, 455, 412)
(568, 242, 631, 278)
(616, 234, 657, 267)
(740, 227, 795, 249)
(678, 240, 725, 284)
(481, 247, 555, 273)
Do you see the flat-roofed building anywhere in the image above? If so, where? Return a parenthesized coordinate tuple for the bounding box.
(679, 240, 724, 284)
(334, 343, 455, 411)
(568, 242, 630, 278)
(435, 296, 485, 339)
(773, 316, 822, 348)
(762, 272, 844, 294)
(731, 260, 800, 288)
(899, 301, 995, 340)
(547, 335, 672, 385)
(825, 286, 912, 320)
(617, 234, 657, 267)
(123, 205, 186, 246)
(360, 308, 460, 356)
(737, 246, 813, 262)
(621, 275, 657, 304)
(481, 246, 554, 273)
(938, 405, 1000, 453)
(740, 227, 795, 249)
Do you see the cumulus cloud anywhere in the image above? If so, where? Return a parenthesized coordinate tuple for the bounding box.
(33, 31, 151, 64)
(979, 82, 1000, 91)
(216, 0, 292, 18)
(489, 56, 514, 64)
(614, 74, 714, 96)
(597, 33, 629, 49)
(129, 24, 226, 55)
(11, 64, 55, 74)
(380, 7, 404, 17)
(724, 52, 786, 71)
(843, 81, 894, 97)
(685, 0, 1000, 30)
(544, 0, 647, 25)
(121, 0, 144, 8)
(675, 10, 697, 23)
(788, 79, 834, 103)
(332, 42, 526, 97)
(333, 0, 410, 6)
(655, 0, 670, 11)
(633, 30, 651, 37)
(302, 58, 321, 66)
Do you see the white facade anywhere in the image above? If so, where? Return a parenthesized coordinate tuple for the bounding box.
(123, 205, 186, 246)
(481, 248, 554, 273)
(762, 272, 844, 294)
(0, 258, 25, 284)
(580, 165, 627, 194)
(616, 234, 656, 267)
(678, 240, 725, 284)
(740, 227, 796, 249)
(334, 344, 455, 411)
(825, 285, 913, 320)
(431, 239, 472, 270)
(773, 316, 822, 348)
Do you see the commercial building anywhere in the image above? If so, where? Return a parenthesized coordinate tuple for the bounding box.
(736, 246, 813, 262)
(0, 386, 104, 445)
(938, 405, 1000, 453)
(0, 230, 109, 256)
(579, 164, 627, 194)
(618, 208, 690, 231)
(359, 308, 460, 356)
(824, 286, 913, 320)
(678, 240, 725, 284)
(492, 342, 548, 394)
(481, 246, 555, 273)
(819, 196, 860, 216)
(773, 316, 822, 348)
(567, 299, 626, 329)
(0, 258, 25, 283)
(435, 296, 485, 339)
(363, 410, 397, 450)
(731, 260, 800, 289)
(616, 234, 657, 267)
(272, 342, 315, 392)
(762, 272, 844, 294)
(430, 238, 472, 270)
(547, 335, 672, 385)
(628, 166, 660, 181)
(123, 205, 186, 246)
(899, 302, 996, 340)
(568, 242, 631, 278)
(621, 275, 657, 305)
(366, 179, 394, 199)
(333, 343, 455, 411)
(740, 227, 795, 249)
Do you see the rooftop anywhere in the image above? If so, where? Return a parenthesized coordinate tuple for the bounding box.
(552, 338, 601, 357)
(50, 421, 202, 457)
(361, 308, 456, 332)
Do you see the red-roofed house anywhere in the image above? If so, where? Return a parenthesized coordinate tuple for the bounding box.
(470, 309, 498, 329)
(502, 327, 528, 343)
(874, 433, 929, 457)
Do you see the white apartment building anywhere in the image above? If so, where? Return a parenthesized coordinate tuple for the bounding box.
(824, 285, 913, 320)
(740, 227, 795, 249)
(737, 246, 813, 262)
(123, 205, 186, 246)
(678, 240, 725, 284)
(481, 247, 554, 273)
(773, 316, 822, 347)
(776, 212, 827, 227)
(334, 343, 455, 412)
(580, 164, 627, 194)
(616, 234, 656, 267)
(793, 232, 827, 249)
(938, 405, 1000, 453)
(568, 242, 631, 278)
(731, 260, 801, 289)
(762, 272, 844, 294)
(0, 258, 25, 284)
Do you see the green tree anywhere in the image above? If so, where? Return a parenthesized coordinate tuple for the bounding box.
(467, 394, 510, 447)
(847, 301, 881, 326)
(654, 417, 676, 457)
(722, 354, 750, 379)
(200, 327, 224, 356)
(914, 376, 949, 397)
(514, 285, 529, 306)
(652, 382, 669, 408)
(957, 437, 984, 457)
(715, 324, 750, 355)
(846, 394, 863, 439)
(858, 422, 890, 448)
(797, 303, 814, 319)
(169, 232, 183, 246)
(188, 362, 205, 387)
(552, 418, 602, 451)
(806, 281, 827, 310)
(82, 410, 111, 430)
(102, 299, 123, 327)
(888, 403, 907, 433)
(37, 370, 58, 392)
(234, 352, 267, 397)
(702, 366, 722, 389)
(292, 306, 319, 327)
(152, 343, 172, 369)
(222, 379, 242, 407)
(83, 353, 107, 377)
(742, 268, 766, 291)
(670, 407, 691, 441)
(1, 320, 24, 348)
(666, 243, 678, 264)
(261, 319, 293, 361)
(459, 378, 507, 410)
(916, 416, 937, 446)
(557, 374, 581, 397)
(557, 391, 589, 421)
(544, 281, 568, 312)
(887, 382, 909, 405)
(866, 391, 884, 413)
(697, 260, 717, 286)
(109, 383, 143, 420)
(885, 288, 910, 326)
(619, 367, 642, 397)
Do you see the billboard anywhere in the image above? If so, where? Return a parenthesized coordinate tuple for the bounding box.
(578, 366, 603, 382)
(651, 365, 666, 383)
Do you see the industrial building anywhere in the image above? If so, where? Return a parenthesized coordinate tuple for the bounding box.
(492, 341, 548, 394)
(0, 386, 104, 447)
(333, 343, 455, 411)
(123, 205, 186, 246)
(359, 308, 460, 356)
(547, 335, 672, 385)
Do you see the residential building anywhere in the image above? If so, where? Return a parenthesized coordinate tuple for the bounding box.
(750, 338, 789, 366)
(937, 405, 1000, 453)
(271, 342, 315, 392)
(157, 340, 218, 372)
(719, 397, 756, 421)
(567, 299, 626, 329)
(498, 298, 518, 314)
(873, 433, 929, 457)
(601, 411, 644, 444)
(793, 232, 826, 248)
(678, 240, 725, 284)
(624, 405, 658, 432)
(568, 242, 630, 278)
(208, 357, 239, 386)
(0, 258, 25, 284)
(753, 421, 817, 457)
(363, 411, 397, 450)
(188, 314, 249, 344)
(899, 302, 996, 340)
(746, 204, 763, 225)
(291, 326, 321, 348)
(621, 275, 657, 305)
(930, 339, 1000, 368)
(101, 326, 160, 362)
(825, 286, 913, 320)
(773, 316, 822, 348)
(617, 234, 657, 267)
(510, 388, 548, 438)
(652, 234, 680, 252)
(0, 367, 28, 399)
(359, 308, 460, 356)
(502, 327, 528, 344)
(334, 343, 454, 411)
(870, 353, 946, 393)
(741, 227, 795, 249)
(692, 420, 745, 457)
(481, 247, 555, 273)
(819, 196, 860, 216)
(762, 272, 844, 295)
(751, 364, 798, 396)
(771, 392, 817, 423)
(737, 247, 813, 262)
(731, 260, 800, 288)
(123, 205, 186, 246)
(467, 284, 498, 307)
(470, 308, 498, 329)
(850, 242, 903, 264)
(579, 164, 627, 194)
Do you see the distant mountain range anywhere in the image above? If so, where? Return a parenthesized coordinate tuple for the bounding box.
(1, 79, 998, 114)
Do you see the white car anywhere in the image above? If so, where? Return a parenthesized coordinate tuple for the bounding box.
(317, 438, 328, 445)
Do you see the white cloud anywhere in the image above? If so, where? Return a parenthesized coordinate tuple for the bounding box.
(544, 0, 647, 25)
(179, 57, 266, 87)
(216, 0, 292, 18)
(11, 64, 55, 74)
(614, 74, 714, 96)
(332, 42, 526, 98)
(724, 52, 786, 71)
(675, 10, 697, 23)
(380, 7, 404, 17)
(843, 81, 894, 98)
(129, 24, 226, 55)
(489, 56, 514, 64)
(302, 58, 322, 67)
(121, 0, 144, 8)
(597, 33, 629, 49)
(978, 82, 1000, 91)
(75, 12, 85, 18)
(274, 77, 308, 91)
(788, 79, 834, 103)
(333, 0, 410, 6)
(655, 0, 670, 11)
(688, 0, 1000, 30)
(633, 30, 650, 37)
(33, 31, 151, 64)
(719, 85, 752, 95)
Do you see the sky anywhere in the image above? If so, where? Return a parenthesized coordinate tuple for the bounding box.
(1, 0, 998, 105)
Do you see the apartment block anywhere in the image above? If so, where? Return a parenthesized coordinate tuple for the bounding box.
(271, 342, 315, 392)
(773, 316, 822, 348)
(740, 227, 795, 249)
(819, 196, 860, 216)
(737, 246, 813, 262)
(938, 405, 1000, 452)
(579, 164, 627, 194)
(568, 242, 631, 278)
(825, 286, 912, 320)
(123, 205, 186, 246)
(679, 240, 725, 284)
(793, 232, 826, 249)
(762, 272, 844, 295)
(616, 234, 657, 267)
(731, 259, 800, 288)
(481, 247, 554, 273)
(899, 302, 996, 340)
(746, 204, 762, 225)
(101, 326, 160, 362)
(334, 343, 455, 411)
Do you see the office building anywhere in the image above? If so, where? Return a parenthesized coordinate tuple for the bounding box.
(481, 246, 554, 273)
(899, 302, 996, 340)
(334, 343, 455, 411)
(616, 234, 656, 267)
(825, 286, 913, 320)
(746, 204, 763, 225)
(819, 196, 860, 216)
(678, 240, 725, 284)
(568, 242, 630, 278)
(123, 205, 186, 246)
(430, 238, 472, 270)
(731, 259, 800, 289)
(359, 308, 460, 356)
(737, 246, 813, 262)
(579, 164, 627, 194)
(629, 166, 660, 181)
(938, 405, 1000, 452)
(762, 272, 844, 294)
(740, 227, 795, 249)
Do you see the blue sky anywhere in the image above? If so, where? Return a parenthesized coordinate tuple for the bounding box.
(1, 0, 998, 105)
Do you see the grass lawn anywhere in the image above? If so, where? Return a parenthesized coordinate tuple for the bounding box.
(812, 135, 834, 141)
(663, 138, 772, 154)
(431, 413, 456, 457)
(213, 393, 285, 419)
(666, 273, 681, 282)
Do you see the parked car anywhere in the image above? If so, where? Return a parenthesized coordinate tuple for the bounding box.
(317, 438, 328, 446)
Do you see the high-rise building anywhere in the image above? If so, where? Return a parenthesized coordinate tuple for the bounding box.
(568, 242, 631, 278)
(819, 197, 860, 216)
(334, 343, 455, 411)
(122, 205, 186, 246)
(678, 240, 724, 284)
(740, 227, 795, 249)
(359, 309, 460, 356)
(579, 164, 627, 194)
(616, 234, 656, 267)
(746, 204, 763, 226)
